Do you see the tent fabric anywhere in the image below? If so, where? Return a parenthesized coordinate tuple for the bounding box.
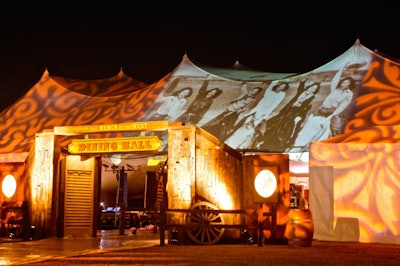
(342, 55, 400, 132)
(0, 38, 382, 155)
(49, 68, 149, 97)
(309, 49, 400, 244)
(309, 142, 400, 244)
(0, 70, 163, 153)
(138, 39, 373, 152)
(1, 38, 400, 244)
(321, 125, 400, 144)
(196, 60, 298, 81)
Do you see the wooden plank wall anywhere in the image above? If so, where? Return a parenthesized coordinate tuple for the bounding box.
(242, 153, 290, 241)
(29, 132, 55, 239)
(167, 126, 243, 228)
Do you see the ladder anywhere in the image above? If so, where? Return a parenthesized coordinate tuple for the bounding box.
(155, 159, 168, 207)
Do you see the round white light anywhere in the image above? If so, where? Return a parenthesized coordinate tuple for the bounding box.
(2, 174, 17, 198)
(254, 170, 277, 198)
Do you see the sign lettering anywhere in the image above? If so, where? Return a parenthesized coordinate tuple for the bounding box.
(68, 136, 162, 154)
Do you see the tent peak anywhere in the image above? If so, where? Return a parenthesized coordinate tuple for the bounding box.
(117, 67, 126, 77)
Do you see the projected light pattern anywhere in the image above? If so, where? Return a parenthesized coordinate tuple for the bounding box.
(0, 70, 160, 153)
(139, 40, 372, 152)
(0, 40, 382, 155)
(310, 54, 400, 244)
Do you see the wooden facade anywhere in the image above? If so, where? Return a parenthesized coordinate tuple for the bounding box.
(167, 126, 244, 243)
(165, 126, 290, 244)
(1, 121, 290, 244)
(242, 154, 290, 242)
(168, 126, 243, 209)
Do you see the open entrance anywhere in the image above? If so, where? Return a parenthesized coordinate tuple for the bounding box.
(99, 153, 167, 231)
(53, 121, 175, 238)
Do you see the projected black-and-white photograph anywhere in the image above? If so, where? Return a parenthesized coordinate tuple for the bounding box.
(138, 45, 371, 153)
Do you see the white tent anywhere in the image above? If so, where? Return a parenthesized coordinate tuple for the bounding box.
(0, 38, 373, 155)
(2, 38, 400, 244)
(309, 42, 400, 244)
(138, 39, 372, 153)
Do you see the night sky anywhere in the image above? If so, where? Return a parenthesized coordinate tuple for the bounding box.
(1, 1, 399, 112)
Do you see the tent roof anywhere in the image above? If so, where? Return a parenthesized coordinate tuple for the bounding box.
(138, 39, 376, 152)
(0, 69, 164, 153)
(195, 59, 298, 81)
(3, 38, 400, 156)
(49, 68, 149, 97)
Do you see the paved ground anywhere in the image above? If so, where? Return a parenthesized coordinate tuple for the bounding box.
(0, 229, 159, 265)
(29, 241, 400, 266)
(1, 230, 400, 265)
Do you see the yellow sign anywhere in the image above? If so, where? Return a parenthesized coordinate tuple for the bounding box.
(68, 136, 162, 154)
(54, 121, 182, 136)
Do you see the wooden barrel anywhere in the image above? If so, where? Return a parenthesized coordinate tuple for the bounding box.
(284, 209, 314, 247)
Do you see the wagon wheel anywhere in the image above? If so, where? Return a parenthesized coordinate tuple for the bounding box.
(185, 201, 225, 245)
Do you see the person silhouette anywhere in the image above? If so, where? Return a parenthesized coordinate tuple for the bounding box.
(176, 80, 222, 125)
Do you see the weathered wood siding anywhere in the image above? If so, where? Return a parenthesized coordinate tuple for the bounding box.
(167, 125, 243, 228)
(242, 154, 290, 241)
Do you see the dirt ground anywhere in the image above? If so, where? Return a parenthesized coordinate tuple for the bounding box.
(31, 240, 400, 266)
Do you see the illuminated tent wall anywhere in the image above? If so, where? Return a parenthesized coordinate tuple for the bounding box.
(0, 38, 395, 242)
(0, 39, 373, 155)
(309, 53, 400, 244)
(0, 69, 155, 154)
(138, 39, 373, 153)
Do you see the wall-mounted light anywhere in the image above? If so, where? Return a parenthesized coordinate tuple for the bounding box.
(254, 169, 277, 198)
(2, 174, 17, 198)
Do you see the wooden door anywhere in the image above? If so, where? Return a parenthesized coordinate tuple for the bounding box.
(64, 155, 96, 238)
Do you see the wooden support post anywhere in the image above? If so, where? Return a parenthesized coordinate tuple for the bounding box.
(270, 203, 277, 240)
(22, 201, 29, 241)
(159, 202, 166, 246)
(119, 202, 125, 235)
(258, 203, 263, 246)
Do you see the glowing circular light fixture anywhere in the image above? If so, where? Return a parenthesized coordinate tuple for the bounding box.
(2, 174, 17, 198)
(254, 170, 277, 198)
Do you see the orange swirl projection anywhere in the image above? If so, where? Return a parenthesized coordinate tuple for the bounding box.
(311, 53, 400, 244)
(349, 58, 400, 130)
(310, 142, 400, 244)
(0, 41, 379, 154)
(0, 70, 162, 153)
(329, 54, 400, 143)
(50, 70, 149, 97)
